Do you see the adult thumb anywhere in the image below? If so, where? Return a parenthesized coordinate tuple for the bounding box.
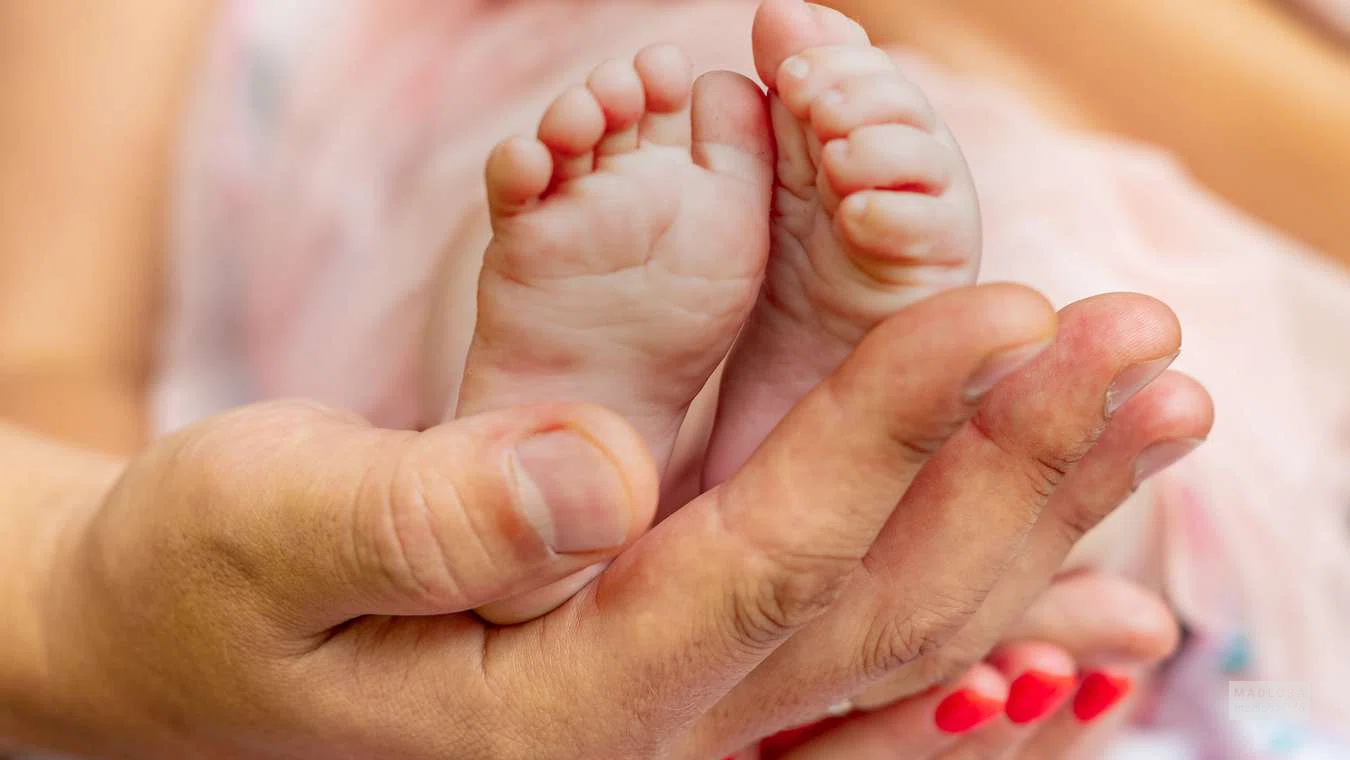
(190, 400, 658, 630)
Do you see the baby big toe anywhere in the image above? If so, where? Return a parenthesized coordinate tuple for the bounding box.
(486, 136, 553, 223)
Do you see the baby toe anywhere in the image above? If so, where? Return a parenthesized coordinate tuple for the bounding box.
(635, 43, 694, 147)
(821, 123, 955, 196)
(810, 70, 939, 141)
(538, 85, 608, 182)
(836, 191, 980, 278)
(775, 44, 895, 119)
(588, 58, 646, 157)
(486, 136, 554, 221)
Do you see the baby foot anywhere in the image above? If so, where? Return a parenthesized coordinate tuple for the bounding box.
(458, 46, 774, 621)
(704, 0, 984, 486)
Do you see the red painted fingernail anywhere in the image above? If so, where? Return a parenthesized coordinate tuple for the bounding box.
(934, 689, 1004, 734)
(1073, 671, 1133, 722)
(1005, 670, 1076, 724)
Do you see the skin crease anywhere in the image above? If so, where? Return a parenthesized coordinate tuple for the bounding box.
(0, 1, 1213, 758)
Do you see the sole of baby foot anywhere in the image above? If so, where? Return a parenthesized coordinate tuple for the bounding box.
(704, 0, 984, 488)
(463, 45, 775, 624)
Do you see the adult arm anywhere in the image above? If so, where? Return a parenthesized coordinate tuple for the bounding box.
(0, 0, 218, 451)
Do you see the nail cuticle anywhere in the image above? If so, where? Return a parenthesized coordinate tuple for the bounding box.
(963, 339, 1053, 402)
(1105, 351, 1179, 417)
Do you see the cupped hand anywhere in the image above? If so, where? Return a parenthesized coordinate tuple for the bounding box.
(29, 285, 1208, 759)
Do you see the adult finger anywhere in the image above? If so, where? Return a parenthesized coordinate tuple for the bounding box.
(513, 285, 1056, 755)
(770, 664, 1010, 760)
(871, 368, 1210, 703)
(149, 400, 660, 631)
(926, 643, 1079, 760)
(705, 293, 1196, 733)
(1014, 669, 1148, 760)
(1004, 572, 1180, 668)
(858, 561, 1184, 709)
(730, 576, 1171, 760)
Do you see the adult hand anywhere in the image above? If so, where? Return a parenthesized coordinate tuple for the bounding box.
(22, 284, 1049, 758)
(746, 572, 1179, 759)
(32, 399, 662, 757)
(21, 285, 1208, 759)
(689, 292, 1212, 756)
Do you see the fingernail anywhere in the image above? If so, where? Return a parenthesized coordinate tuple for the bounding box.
(1133, 438, 1204, 488)
(1073, 671, 1132, 722)
(964, 339, 1052, 402)
(1106, 352, 1178, 416)
(934, 689, 1004, 734)
(781, 55, 810, 79)
(1006, 670, 1076, 724)
(507, 431, 632, 554)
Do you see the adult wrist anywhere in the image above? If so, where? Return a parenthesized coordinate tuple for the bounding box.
(0, 423, 124, 752)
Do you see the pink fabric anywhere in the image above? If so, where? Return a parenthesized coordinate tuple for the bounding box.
(158, 0, 1350, 750)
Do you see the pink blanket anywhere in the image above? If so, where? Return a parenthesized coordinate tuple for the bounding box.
(155, 0, 1350, 752)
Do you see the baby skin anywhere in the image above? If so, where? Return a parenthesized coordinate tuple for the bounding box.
(457, 0, 982, 624)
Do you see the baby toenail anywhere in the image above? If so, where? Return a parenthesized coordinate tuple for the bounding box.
(844, 193, 872, 221)
(782, 56, 810, 80)
(819, 89, 844, 107)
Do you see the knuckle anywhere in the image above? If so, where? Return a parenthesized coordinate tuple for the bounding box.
(1014, 455, 1066, 504)
(1017, 441, 1093, 506)
(970, 409, 1101, 509)
(861, 615, 938, 680)
(860, 594, 978, 681)
(730, 550, 855, 652)
(361, 448, 478, 607)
